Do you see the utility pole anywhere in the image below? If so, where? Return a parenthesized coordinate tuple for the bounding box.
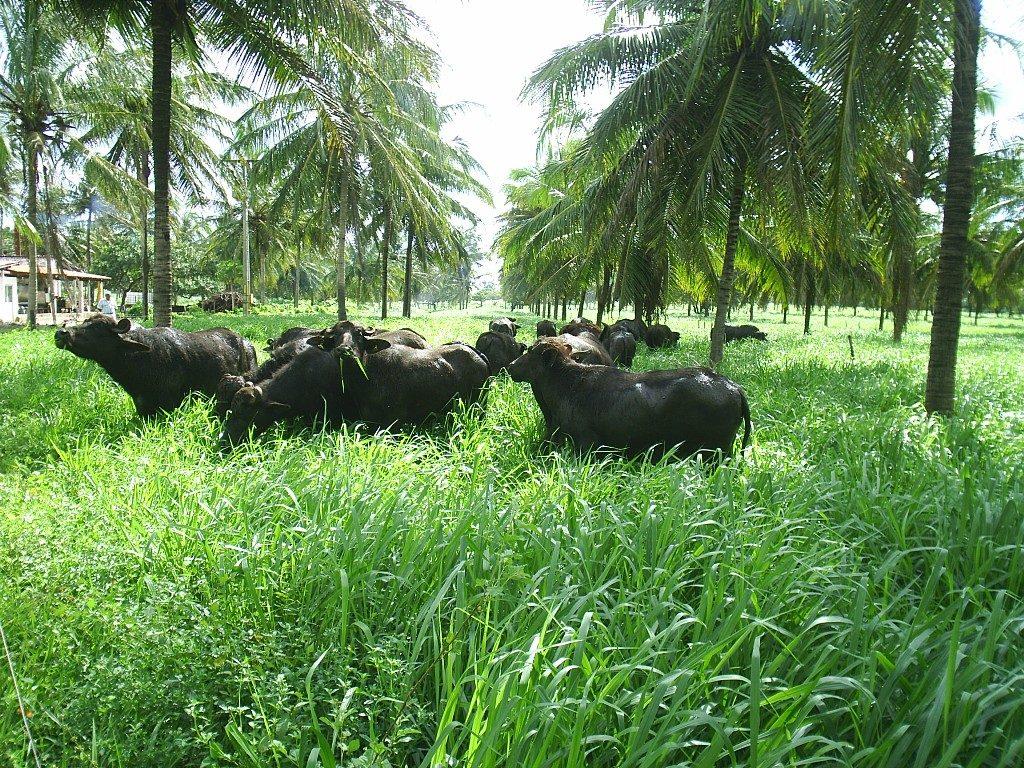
(240, 158, 252, 313)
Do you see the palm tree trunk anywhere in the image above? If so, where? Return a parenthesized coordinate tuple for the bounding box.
(925, 0, 980, 414)
(804, 268, 815, 335)
(25, 138, 39, 328)
(596, 262, 611, 324)
(337, 173, 349, 321)
(710, 158, 747, 365)
(577, 287, 586, 318)
(151, 1, 174, 327)
(878, 302, 885, 331)
(293, 243, 300, 309)
(402, 220, 413, 318)
(561, 295, 568, 321)
(380, 202, 392, 319)
(139, 159, 151, 321)
(892, 161, 921, 343)
(85, 200, 93, 271)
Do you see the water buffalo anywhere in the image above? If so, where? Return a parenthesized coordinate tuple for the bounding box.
(536, 320, 557, 338)
(600, 318, 648, 346)
(560, 318, 602, 337)
(717, 324, 768, 343)
(265, 326, 315, 352)
(310, 322, 430, 352)
(646, 324, 680, 348)
(606, 330, 637, 367)
(55, 314, 256, 417)
(475, 330, 526, 375)
(489, 317, 519, 337)
(318, 325, 489, 428)
(219, 345, 347, 448)
(216, 334, 313, 418)
(507, 338, 751, 461)
(557, 332, 613, 366)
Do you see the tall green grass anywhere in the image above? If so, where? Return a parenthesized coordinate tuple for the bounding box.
(1, 306, 1023, 767)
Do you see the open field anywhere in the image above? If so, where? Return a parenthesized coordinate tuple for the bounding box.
(2, 306, 1023, 767)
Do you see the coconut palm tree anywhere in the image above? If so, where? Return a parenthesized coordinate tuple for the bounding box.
(525, 0, 821, 365)
(59, 0, 414, 327)
(72, 46, 242, 318)
(0, 0, 76, 327)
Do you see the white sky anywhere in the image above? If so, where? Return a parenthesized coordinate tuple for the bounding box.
(405, 1, 1023, 284)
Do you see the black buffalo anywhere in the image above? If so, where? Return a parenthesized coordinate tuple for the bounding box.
(475, 330, 526, 375)
(717, 324, 768, 343)
(507, 338, 751, 460)
(219, 345, 347, 448)
(645, 323, 680, 348)
(319, 325, 489, 428)
(488, 317, 519, 337)
(606, 330, 637, 367)
(600, 318, 648, 346)
(55, 314, 256, 417)
(310, 322, 430, 352)
(215, 333, 316, 417)
(560, 317, 602, 337)
(556, 332, 613, 366)
(265, 326, 315, 352)
(536, 320, 557, 338)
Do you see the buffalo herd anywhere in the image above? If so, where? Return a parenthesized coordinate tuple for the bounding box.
(55, 313, 767, 461)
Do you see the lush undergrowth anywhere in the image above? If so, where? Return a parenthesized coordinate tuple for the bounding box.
(1, 305, 1023, 767)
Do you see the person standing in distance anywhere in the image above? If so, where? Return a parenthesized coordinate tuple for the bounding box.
(97, 292, 117, 321)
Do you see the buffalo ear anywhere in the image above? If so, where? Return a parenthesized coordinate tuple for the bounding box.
(364, 338, 391, 354)
(115, 318, 133, 333)
(569, 351, 590, 362)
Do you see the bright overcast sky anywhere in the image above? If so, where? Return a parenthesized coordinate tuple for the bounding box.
(404, 1, 1023, 281)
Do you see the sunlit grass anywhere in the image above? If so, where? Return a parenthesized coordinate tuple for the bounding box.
(1, 304, 1023, 767)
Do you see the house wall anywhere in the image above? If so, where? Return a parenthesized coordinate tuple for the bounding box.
(0, 275, 18, 322)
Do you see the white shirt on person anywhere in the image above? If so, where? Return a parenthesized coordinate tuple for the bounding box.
(97, 298, 117, 320)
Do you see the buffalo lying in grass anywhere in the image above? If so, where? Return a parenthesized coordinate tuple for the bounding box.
(508, 338, 751, 461)
(55, 314, 256, 417)
(718, 324, 768, 343)
(646, 324, 680, 348)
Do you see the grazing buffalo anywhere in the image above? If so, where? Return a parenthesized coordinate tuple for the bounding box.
(600, 318, 648, 346)
(265, 326, 315, 352)
(215, 332, 317, 417)
(606, 330, 637, 367)
(319, 326, 489, 428)
(219, 345, 347, 448)
(536, 319, 557, 338)
(717, 324, 768, 343)
(560, 317, 602, 337)
(507, 338, 751, 461)
(475, 331, 526, 375)
(489, 317, 519, 337)
(54, 314, 256, 417)
(645, 323, 680, 348)
(310, 322, 430, 352)
(556, 332, 613, 366)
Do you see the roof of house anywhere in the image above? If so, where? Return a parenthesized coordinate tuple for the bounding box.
(0, 257, 111, 282)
